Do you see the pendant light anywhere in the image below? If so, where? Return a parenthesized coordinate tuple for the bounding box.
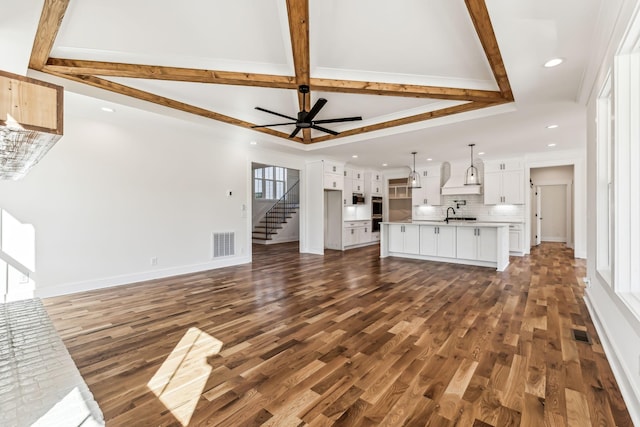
(408, 151, 421, 189)
(465, 143, 481, 185)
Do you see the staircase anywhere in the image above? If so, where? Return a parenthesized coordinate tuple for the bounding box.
(252, 180, 299, 243)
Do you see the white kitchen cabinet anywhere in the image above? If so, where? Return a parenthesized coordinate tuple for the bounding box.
(343, 221, 374, 249)
(484, 159, 522, 173)
(388, 224, 420, 254)
(324, 161, 344, 176)
(456, 226, 497, 262)
(361, 224, 372, 243)
(352, 170, 364, 180)
(483, 158, 524, 205)
(324, 173, 343, 190)
(368, 170, 383, 197)
(344, 168, 366, 198)
(420, 225, 456, 257)
(323, 161, 344, 190)
(370, 179, 383, 195)
(412, 166, 442, 206)
(343, 178, 353, 205)
(509, 223, 524, 254)
(344, 227, 357, 246)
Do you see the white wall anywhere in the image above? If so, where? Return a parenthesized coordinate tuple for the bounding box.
(0, 92, 258, 297)
(584, 0, 640, 424)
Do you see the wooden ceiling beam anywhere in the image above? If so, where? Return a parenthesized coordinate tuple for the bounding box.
(43, 59, 298, 89)
(42, 71, 303, 143)
(29, 0, 70, 70)
(464, 0, 514, 101)
(310, 100, 507, 144)
(310, 78, 503, 102)
(286, 0, 311, 142)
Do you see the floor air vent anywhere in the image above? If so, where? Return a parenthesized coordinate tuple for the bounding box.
(572, 329, 591, 344)
(213, 232, 235, 258)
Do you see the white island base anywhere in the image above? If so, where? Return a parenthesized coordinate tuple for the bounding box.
(380, 221, 510, 271)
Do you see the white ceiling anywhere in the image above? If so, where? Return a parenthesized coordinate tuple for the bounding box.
(15, 0, 607, 169)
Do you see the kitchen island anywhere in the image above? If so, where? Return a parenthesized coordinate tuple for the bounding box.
(380, 221, 510, 271)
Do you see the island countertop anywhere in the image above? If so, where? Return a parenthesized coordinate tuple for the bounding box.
(380, 221, 510, 271)
(383, 221, 511, 228)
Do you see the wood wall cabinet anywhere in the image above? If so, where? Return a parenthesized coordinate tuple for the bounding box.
(483, 159, 524, 205)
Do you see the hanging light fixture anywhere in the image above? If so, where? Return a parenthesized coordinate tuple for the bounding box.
(408, 151, 421, 189)
(465, 143, 481, 185)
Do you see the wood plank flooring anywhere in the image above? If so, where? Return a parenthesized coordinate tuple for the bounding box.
(43, 243, 633, 426)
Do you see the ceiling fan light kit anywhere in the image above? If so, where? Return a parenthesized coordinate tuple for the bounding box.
(252, 85, 363, 138)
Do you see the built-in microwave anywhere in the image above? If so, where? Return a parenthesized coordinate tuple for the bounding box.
(352, 193, 365, 205)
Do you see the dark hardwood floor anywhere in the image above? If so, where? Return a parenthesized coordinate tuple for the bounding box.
(43, 243, 633, 426)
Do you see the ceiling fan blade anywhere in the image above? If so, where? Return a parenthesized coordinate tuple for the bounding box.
(313, 116, 362, 124)
(289, 126, 302, 138)
(255, 107, 297, 121)
(305, 98, 327, 122)
(251, 122, 297, 128)
(311, 124, 339, 136)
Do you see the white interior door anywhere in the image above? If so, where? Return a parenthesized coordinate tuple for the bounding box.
(540, 185, 567, 243)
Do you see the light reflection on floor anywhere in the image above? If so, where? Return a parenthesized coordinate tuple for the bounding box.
(147, 327, 222, 426)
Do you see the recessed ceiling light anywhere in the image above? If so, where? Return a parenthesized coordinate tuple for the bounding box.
(101, 107, 115, 113)
(249, 141, 257, 145)
(544, 58, 564, 68)
(426, 158, 433, 161)
(352, 155, 358, 158)
(478, 152, 485, 156)
(382, 163, 388, 167)
(547, 143, 557, 147)
(546, 124, 559, 129)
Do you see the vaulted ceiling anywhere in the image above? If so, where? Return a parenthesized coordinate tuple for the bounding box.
(22, 0, 603, 167)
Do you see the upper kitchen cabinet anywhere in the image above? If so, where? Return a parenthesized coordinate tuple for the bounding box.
(323, 161, 344, 190)
(483, 158, 524, 205)
(412, 164, 442, 206)
(368, 171, 383, 196)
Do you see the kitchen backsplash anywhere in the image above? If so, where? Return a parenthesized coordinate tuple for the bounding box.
(412, 194, 525, 222)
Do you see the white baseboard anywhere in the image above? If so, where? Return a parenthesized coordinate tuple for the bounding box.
(35, 255, 251, 298)
(584, 292, 640, 426)
(541, 236, 566, 242)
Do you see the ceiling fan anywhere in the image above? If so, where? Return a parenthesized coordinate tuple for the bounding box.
(252, 85, 362, 138)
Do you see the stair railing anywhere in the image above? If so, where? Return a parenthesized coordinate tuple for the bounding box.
(263, 180, 300, 240)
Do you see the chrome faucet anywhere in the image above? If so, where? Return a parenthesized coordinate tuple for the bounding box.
(445, 207, 456, 223)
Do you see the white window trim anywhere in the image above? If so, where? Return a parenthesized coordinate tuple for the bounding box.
(596, 72, 613, 285)
(613, 49, 640, 313)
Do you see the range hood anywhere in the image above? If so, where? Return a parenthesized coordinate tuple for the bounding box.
(441, 160, 483, 196)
